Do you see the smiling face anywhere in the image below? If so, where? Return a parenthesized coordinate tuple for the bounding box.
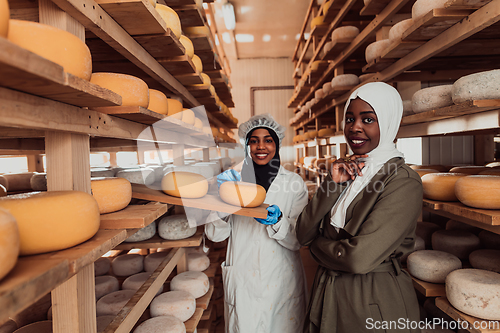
(344, 97, 380, 155)
(248, 128, 276, 165)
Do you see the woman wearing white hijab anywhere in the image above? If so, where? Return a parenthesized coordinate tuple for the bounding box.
(296, 82, 422, 333)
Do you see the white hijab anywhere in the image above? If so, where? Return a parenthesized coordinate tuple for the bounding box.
(330, 82, 404, 229)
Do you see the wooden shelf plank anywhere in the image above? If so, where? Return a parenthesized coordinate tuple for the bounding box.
(311, 23, 330, 38)
(175, 5, 205, 27)
(445, 0, 493, 10)
(360, 0, 392, 16)
(402, 8, 472, 41)
(200, 304, 213, 321)
(203, 262, 218, 279)
(382, 40, 425, 59)
(197, 50, 223, 71)
(91, 106, 166, 125)
(133, 29, 186, 58)
(114, 227, 203, 250)
(157, 55, 198, 75)
(411, 275, 446, 297)
(0, 38, 121, 108)
(130, 183, 269, 219)
(190, 35, 213, 52)
(196, 283, 214, 310)
(423, 199, 500, 226)
(323, 0, 346, 21)
(96, 0, 167, 35)
(185, 308, 204, 333)
(402, 99, 500, 125)
(187, 86, 213, 99)
(175, 73, 204, 85)
(100, 203, 170, 229)
(435, 297, 500, 332)
(164, 0, 198, 6)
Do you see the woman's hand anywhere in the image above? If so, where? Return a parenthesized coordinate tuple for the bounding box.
(330, 154, 368, 183)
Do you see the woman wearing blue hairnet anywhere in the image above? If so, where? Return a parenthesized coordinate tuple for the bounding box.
(205, 113, 309, 333)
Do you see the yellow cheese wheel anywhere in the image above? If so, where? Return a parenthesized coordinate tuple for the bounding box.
(449, 166, 489, 175)
(179, 35, 194, 59)
(414, 168, 439, 178)
(180, 109, 195, 125)
(455, 175, 500, 209)
(0, 0, 9, 38)
(167, 98, 183, 117)
(311, 15, 325, 30)
(479, 168, 500, 176)
(201, 73, 211, 86)
(219, 181, 266, 208)
(90, 73, 149, 108)
(91, 177, 132, 214)
(192, 54, 203, 72)
(0, 191, 100, 255)
(0, 208, 19, 281)
(161, 171, 208, 198)
(193, 117, 203, 129)
(148, 89, 168, 115)
(421, 173, 467, 201)
(184, 25, 210, 37)
(318, 128, 335, 138)
(1, 172, 34, 192)
(8, 20, 92, 81)
(410, 164, 451, 172)
(0, 184, 6, 197)
(155, 4, 182, 38)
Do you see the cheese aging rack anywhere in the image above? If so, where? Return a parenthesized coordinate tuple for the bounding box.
(0, 0, 236, 332)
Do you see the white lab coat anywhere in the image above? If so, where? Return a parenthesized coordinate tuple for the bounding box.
(205, 166, 309, 333)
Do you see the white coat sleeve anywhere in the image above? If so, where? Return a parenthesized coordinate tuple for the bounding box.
(265, 180, 308, 251)
(204, 210, 232, 242)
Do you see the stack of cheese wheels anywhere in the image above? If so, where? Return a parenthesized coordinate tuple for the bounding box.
(112, 254, 144, 276)
(407, 250, 462, 283)
(449, 165, 488, 174)
(95, 257, 111, 276)
(314, 89, 324, 100)
(179, 35, 194, 59)
(310, 15, 325, 30)
(90, 73, 149, 107)
(13, 321, 53, 333)
(30, 173, 47, 191)
(8, 20, 92, 80)
(161, 171, 209, 198)
(412, 0, 449, 20)
(150, 290, 196, 321)
(410, 164, 450, 172)
(0, 208, 19, 281)
(0, 0, 9, 38)
(452, 69, 500, 104)
(365, 39, 391, 63)
(416, 221, 441, 249)
(0, 191, 99, 255)
(446, 219, 481, 234)
(307, 130, 318, 140)
(0, 172, 34, 192)
(469, 249, 500, 273)
(432, 229, 480, 260)
(144, 251, 169, 272)
(219, 181, 266, 208)
(411, 85, 453, 113)
(95, 275, 119, 300)
(388, 18, 414, 41)
(479, 230, 500, 250)
(184, 25, 210, 37)
(180, 109, 195, 125)
(122, 272, 164, 295)
(133, 315, 186, 333)
(187, 253, 210, 271)
(96, 290, 136, 316)
(331, 26, 359, 41)
(421, 173, 467, 201)
(124, 221, 156, 242)
(446, 269, 500, 320)
(155, 4, 182, 38)
(455, 175, 500, 209)
(192, 54, 203, 72)
(158, 214, 197, 240)
(167, 98, 183, 118)
(331, 74, 359, 88)
(171, 271, 209, 298)
(91, 177, 132, 214)
(322, 82, 333, 95)
(414, 168, 439, 178)
(147, 89, 168, 115)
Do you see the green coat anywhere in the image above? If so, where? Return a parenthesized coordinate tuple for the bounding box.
(297, 157, 422, 333)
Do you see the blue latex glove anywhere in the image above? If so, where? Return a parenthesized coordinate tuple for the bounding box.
(255, 204, 282, 225)
(216, 169, 241, 188)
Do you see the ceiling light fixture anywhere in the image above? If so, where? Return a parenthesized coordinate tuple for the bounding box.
(222, 1, 236, 30)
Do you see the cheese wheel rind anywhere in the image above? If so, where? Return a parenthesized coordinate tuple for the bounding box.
(365, 39, 391, 63)
(116, 168, 155, 185)
(0, 208, 20, 281)
(331, 26, 359, 40)
(431, 229, 480, 260)
(0, 191, 100, 256)
(452, 70, 500, 104)
(161, 171, 209, 199)
(219, 181, 266, 208)
(91, 177, 132, 214)
(411, 85, 453, 113)
(179, 35, 194, 59)
(90, 73, 149, 108)
(446, 269, 500, 320)
(192, 54, 203, 72)
(94, 257, 111, 276)
(111, 254, 144, 276)
(133, 315, 186, 333)
(150, 290, 196, 321)
(331, 74, 359, 88)
(8, 20, 92, 81)
(12, 320, 52, 333)
(95, 275, 120, 300)
(421, 173, 467, 201)
(144, 251, 169, 272)
(455, 175, 500, 209)
(0, 0, 9, 38)
(158, 214, 197, 240)
(389, 19, 414, 41)
(469, 249, 500, 274)
(170, 271, 209, 298)
(124, 221, 156, 243)
(187, 253, 210, 271)
(2, 172, 34, 192)
(155, 4, 182, 38)
(412, 0, 448, 20)
(407, 250, 462, 283)
(96, 290, 136, 316)
(148, 89, 168, 115)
